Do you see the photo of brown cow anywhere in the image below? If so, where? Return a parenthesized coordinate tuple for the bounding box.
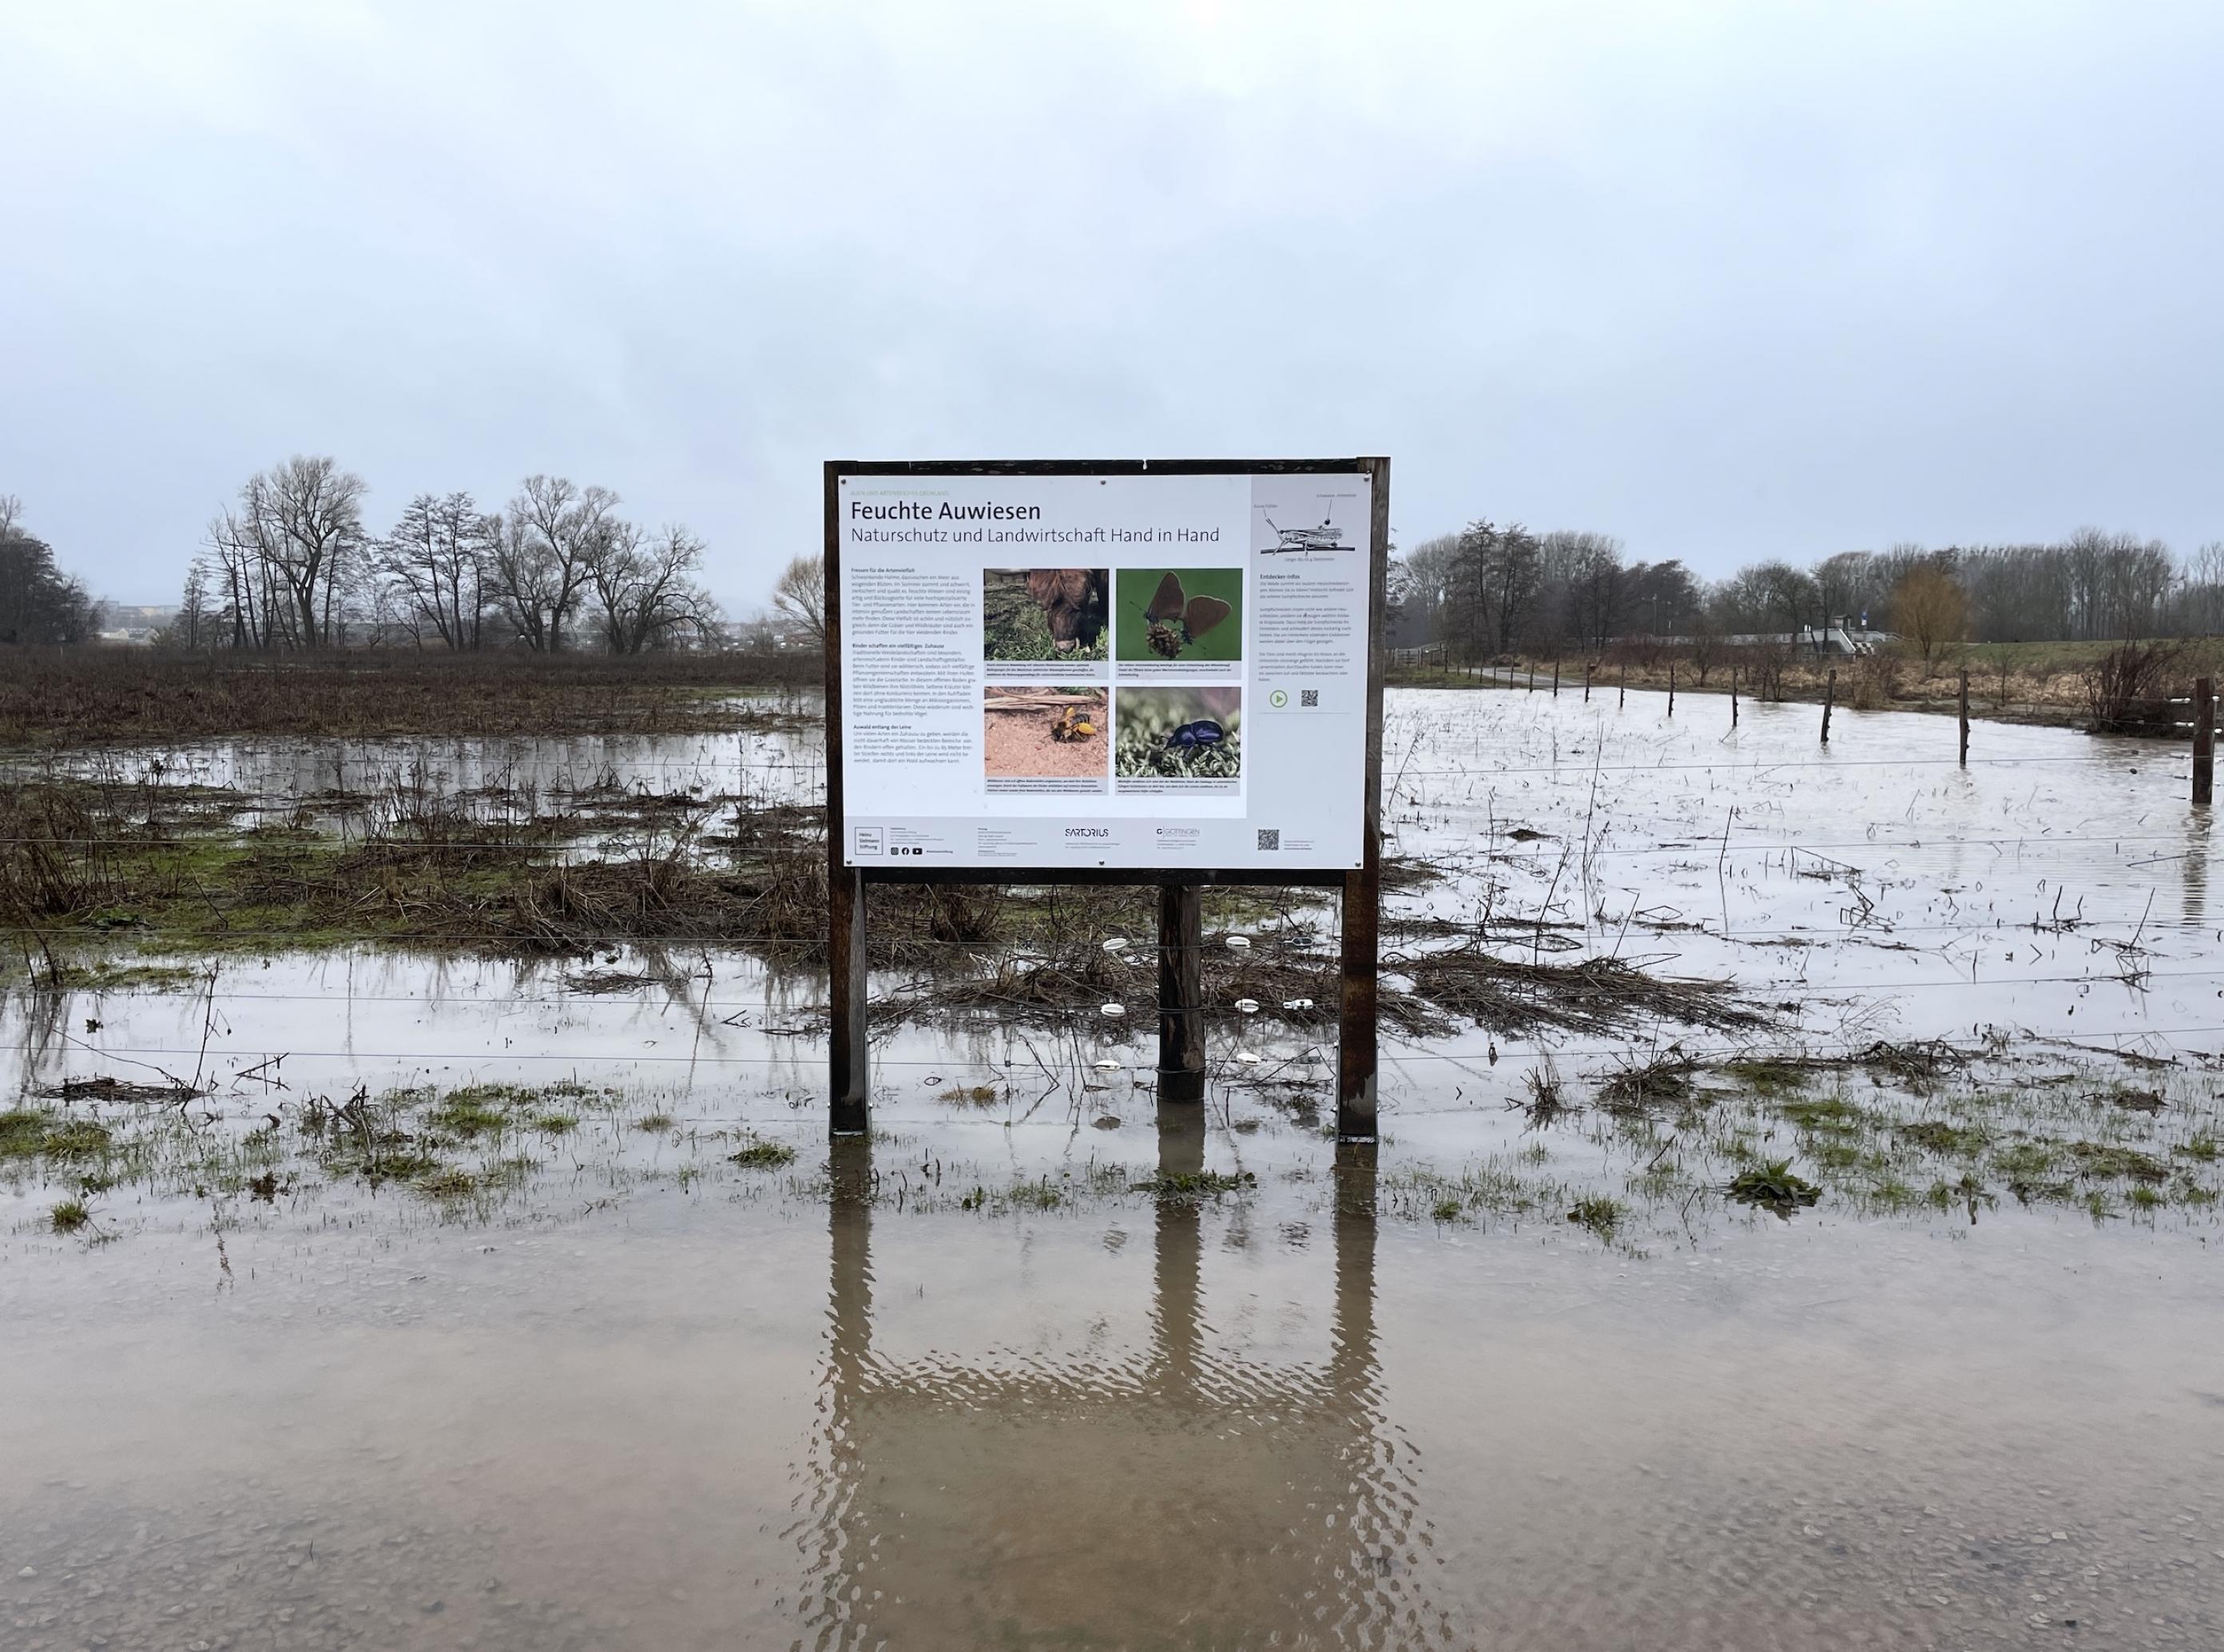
(983, 567, 1109, 661)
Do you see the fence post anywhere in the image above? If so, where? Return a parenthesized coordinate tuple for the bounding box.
(1730, 667, 1738, 729)
(1959, 668, 1971, 768)
(1158, 882, 1205, 1104)
(1667, 663, 1675, 717)
(1618, 660, 1626, 709)
(1551, 658, 1560, 697)
(2196, 677, 2215, 807)
(1821, 667, 1835, 745)
(1583, 661, 1591, 702)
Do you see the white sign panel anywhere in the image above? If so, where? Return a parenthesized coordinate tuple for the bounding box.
(835, 468, 1372, 870)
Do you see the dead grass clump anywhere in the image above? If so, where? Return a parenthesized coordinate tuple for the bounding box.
(1405, 948, 1765, 1039)
(1595, 1055, 1702, 1117)
(47, 1075, 201, 1104)
(1519, 1062, 1571, 1127)
(1853, 1038, 1967, 1084)
(0, 782, 153, 922)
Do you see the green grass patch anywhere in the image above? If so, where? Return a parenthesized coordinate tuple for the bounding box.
(49, 1197, 92, 1233)
(1896, 1118, 1990, 1157)
(1722, 1058, 1813, 1097)
(1133, 1170, 1257, 1200)
(0, 1109, 113, 1162)
(1565, 1196, 1624, 1239)
(2067, 1142, 2170, 1183)
(1775, 1095, 1870, 1134)
(729, 1136, 797, 1170)
(1726, 1158, 1822, 1214)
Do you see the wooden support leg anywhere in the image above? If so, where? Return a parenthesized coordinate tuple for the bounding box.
(829, 867, 869, 1137)
(1157, 882, 1205, 1105)
(2195, 677, 2214, 808)
(1336, 868, 1380, 1142)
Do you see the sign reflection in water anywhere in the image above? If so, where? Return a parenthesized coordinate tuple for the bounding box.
(792, 1119, 1456, 1650)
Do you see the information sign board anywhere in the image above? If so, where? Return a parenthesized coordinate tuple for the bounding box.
(828, 462, 1380, 872)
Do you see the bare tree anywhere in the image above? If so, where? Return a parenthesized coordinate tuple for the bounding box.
(0, 494, 22, 540)
(588, 523, 721, 653)
(772, 553, 825, 645)
(379, 491, 493, 649)
(175, 559, 214, 650)
(486, 476, 618, 650)
(204, 505, 270, 649)
(240, 456, 369, 649)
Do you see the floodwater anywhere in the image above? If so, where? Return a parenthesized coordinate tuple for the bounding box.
(1381, 684, 2220, 1052)
(6, 685, 2223, 1650)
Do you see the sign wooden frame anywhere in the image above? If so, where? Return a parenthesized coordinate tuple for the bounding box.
(823, 457, 1389, 1145)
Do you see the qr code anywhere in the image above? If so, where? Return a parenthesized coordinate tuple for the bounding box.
(1257, 828, 1281, 851)
(1301, 689, 1319, 708)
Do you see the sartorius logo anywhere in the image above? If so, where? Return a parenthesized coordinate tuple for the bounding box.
(1064, 827, 1110, 838)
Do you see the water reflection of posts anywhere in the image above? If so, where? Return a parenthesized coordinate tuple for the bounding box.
(799, 1122, 1435, 1647)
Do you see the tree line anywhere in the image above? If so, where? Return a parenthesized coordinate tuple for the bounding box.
(177, 456, 721, 653)
(1391, 522, 2224, 658)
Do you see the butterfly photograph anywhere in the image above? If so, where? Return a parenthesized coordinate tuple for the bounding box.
(1116, 568, 1242, 663)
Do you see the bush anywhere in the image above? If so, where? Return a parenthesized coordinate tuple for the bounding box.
(2081, 639, 2186, 733)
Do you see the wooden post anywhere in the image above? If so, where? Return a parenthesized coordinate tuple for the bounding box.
(1527, 661, 1535, 692)
(1157, 882, 1205, 1104)
(824, 462, 870, 1137)
(2195, 677, 2214, 807)
(1667, 663, 1675, 717)
(1821, 667, 1835, 745)
(1551, 658, 1559, 697)
(1959, 667, 1971, 767)
(1338, 458, 1389, 1144)
(828, 869, 868, 1134)
(1583, 661, 1591, 702)
(1618, 660, 1626, 709)
(1730, 667, 1738, 729)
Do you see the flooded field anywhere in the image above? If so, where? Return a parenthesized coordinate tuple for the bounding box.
(6, 685, 2222, 1649)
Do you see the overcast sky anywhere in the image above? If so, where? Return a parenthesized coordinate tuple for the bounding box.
(6, 0, 2220, 610)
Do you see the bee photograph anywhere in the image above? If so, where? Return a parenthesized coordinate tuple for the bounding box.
(1114, 567, 1242, 663)
(982, 685, 1108, 780)
(982, 567, 1109, 661)
(1113, 686, 1241, 780)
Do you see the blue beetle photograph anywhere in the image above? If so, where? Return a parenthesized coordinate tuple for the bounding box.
(1114, 688, 1241, 780)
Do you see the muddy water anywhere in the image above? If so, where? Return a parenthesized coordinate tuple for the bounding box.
(6, 687, 2224, 1650)
(6, 1121, 2222, 1650)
